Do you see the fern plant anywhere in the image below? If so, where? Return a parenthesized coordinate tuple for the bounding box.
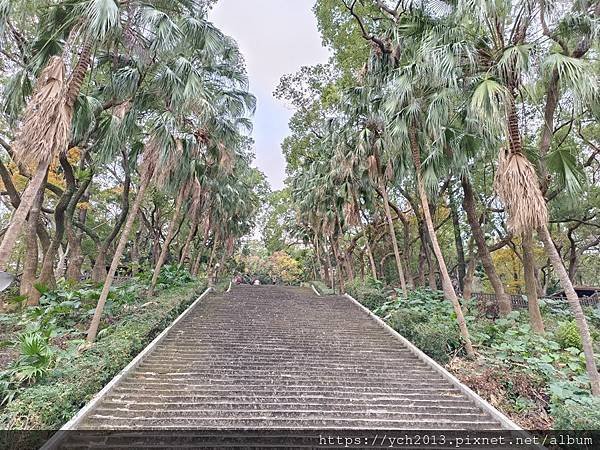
(8, 332, 54, 384)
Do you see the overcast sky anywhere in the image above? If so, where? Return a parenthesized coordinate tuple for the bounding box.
(210, 0, 330, 190)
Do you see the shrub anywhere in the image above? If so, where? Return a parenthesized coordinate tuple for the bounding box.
(311, 281, 333, 295)
(0, 282, 204, 429)
(345, 278, 389, 310)
(388, 310, 460, 363)
(552, 397, 600, 429)
(555, 321, 583, 351)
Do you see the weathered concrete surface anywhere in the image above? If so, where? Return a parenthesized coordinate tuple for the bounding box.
(71, 285, 508, 431)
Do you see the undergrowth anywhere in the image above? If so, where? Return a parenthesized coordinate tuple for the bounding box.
(0, 265, 205, 431)
(351, 283, 600, 430)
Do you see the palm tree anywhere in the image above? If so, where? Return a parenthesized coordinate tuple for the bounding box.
(338, 86, 409, 295)
(0, 0, 128, 271)
(460, 0, 600, 394)
(86, 10, 247, 341)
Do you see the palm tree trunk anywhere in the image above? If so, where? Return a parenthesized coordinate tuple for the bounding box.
(321, 239, 331, 285)
(149, 188, 186, 294)
(207, 236, 218, 286)
(364, 228, 378, 280)
(538, 224, 599, 396)
(461, 176, 512, 315)
(331, 236, 345, 293)
(191, 242, 203, 277)
(379, 180, 408, 296)
(522, 229, 544, 333)
(463, 239, 477, 301)
(87, 174, 150, 342)
(448, 186, 466, 292)
(312, 235, 323, 281)
(179, 218, 198, 265)
(0, 160, 50, 270)
(410, 126, 474, 357)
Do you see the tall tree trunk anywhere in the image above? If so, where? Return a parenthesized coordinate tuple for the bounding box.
(29, 154, 77, 304)
(313, 235, 324, 281)
(522, 229, 544, 333)
(538, 224, 599, 396)
(64, 157, 93, 283)
(66, 199, 88, 283)
(149, 188, 186, 295)
(410, 126, 474, 357)
(461, 176, 512, 315)
(207, 235, 218, 285)
(331, 236, 345, 293)
(87, 174, 150, 342)
(91, 153, 131, 282)
(463, 238, 477, 301)
(131, 230, 141, 276)
(191, 242, 203, 277)
(379, 180, 407, 296)
(179, 218, 198, 265)
(399, 214, 414, 288)
(321, 239, 331, 285)
(0, 161, 50, 270)
(55, 244, 69, 279)
(21, 187, 44, 300)
(364, 228, 378, 280)
(417, 237, 427, 286)
(449, 186, 466, 291)
(91, 252, 108, 283)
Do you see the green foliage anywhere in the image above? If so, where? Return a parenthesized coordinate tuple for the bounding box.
(0, 282, 204, 429)
(311, 280, 334, 296)
(552, 396, 600, 430)
(0, 331, 54, 405)
(155, 265, 193, 289)
(346, 277, 388, 310)
(556, 321, 583, 351)
(364, 286, 600, 427)
(379, 289, 462, 363)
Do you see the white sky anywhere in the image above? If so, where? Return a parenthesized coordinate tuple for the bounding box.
(210, 0, 331, 190)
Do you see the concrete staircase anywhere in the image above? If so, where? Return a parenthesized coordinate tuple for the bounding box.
(49, 285, 519, 448)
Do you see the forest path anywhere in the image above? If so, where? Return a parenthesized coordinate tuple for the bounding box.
(50, 285, 519, 447)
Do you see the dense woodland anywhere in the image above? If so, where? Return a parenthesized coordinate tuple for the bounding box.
(264, 0, 600, 426)
(0, 0, 599, 433)
(0, 0, 266, 333)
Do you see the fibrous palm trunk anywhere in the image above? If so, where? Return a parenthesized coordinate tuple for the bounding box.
(330, 236, 345, 294)
(149, 188, 186, 295)
(191, 243, 203, 277)
(410, 126, 474, 357)
(87, 174, 150, 342)
(538, 224, 599, 396)
(0, 42, 92, 271)
(379, 180, 408, 296)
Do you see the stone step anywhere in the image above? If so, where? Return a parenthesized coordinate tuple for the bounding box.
(68, 285, 508, 435)
(88, 409, 490, 422)
(99, 401, 479, 412)
(105, 392, 467, 404)
(79, 417, 500, 430)
(118, 380, 450, 390)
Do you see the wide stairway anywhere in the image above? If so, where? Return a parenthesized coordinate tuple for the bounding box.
(53, 285, 516, 447)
